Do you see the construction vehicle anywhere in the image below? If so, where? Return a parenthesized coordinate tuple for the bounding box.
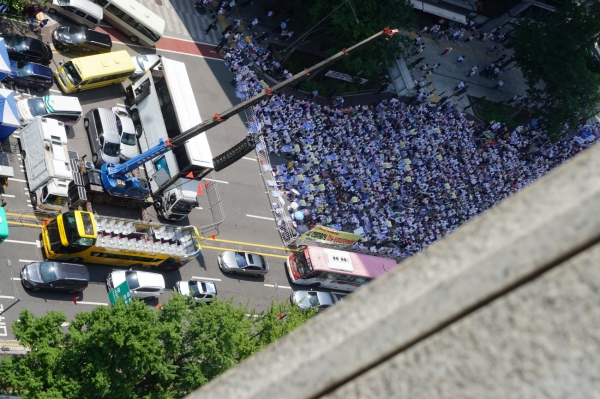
(68, 28, 399, 223)
(20, 117, 73, 213)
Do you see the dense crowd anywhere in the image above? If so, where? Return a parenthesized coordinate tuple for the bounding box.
(255, 93, 599, 259)
(220, 27, 599, 260)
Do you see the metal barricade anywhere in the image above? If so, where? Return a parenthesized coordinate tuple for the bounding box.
(245, 106, 297, 247)
(197, 171, 225, 238)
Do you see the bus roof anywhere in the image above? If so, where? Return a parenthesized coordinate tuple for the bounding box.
(71, 50, 136, 79)
(110, 0, 165, 36)
(305, 246, 397, 278)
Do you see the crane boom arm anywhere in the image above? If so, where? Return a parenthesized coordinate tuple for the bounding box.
(104, 138, 173, 178)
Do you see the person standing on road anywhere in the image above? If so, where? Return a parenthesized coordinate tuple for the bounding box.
(492, 80, 504, 90)
(441, 47, 452, 56)
(452, 85, 469, 97)
(419, 63, 429, 71)
(205, 19, 218, 35)
(494, 54, 507, 64)
(454, 55, 465, 63)
(274, 20, 287, 34)
(214, 35, 229, 52)
(250, 18, 259, 30)
(256, 31, 270, 43)
(454, 81, 465, 90)
(307, 89, 318, 100)
(410, 57, 425, 67)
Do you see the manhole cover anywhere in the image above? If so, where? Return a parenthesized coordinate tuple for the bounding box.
(155, 0, 162, 5)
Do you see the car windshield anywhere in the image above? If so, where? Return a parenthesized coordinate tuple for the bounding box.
(136, 54, 151, 68)
(104, 142, 121, 157)
(11, 36, 27, 52)
(188, 281, 201, 297)
(39, 262, 58, 283)
(171, 199, 196, 214)
(62, 61, 82, 85)
(235, 252, 248, 267)
(16, 61, 31, 77)
(121, 132, 136, 146)
(27, 98, 48, 117)
(125, 272, 140, 290)
(68, 27, 85, 43)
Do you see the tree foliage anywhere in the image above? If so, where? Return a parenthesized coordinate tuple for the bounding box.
(512, 0, 600, 138)
(0, 296, 314, 398)
(289, 0, 416, 78)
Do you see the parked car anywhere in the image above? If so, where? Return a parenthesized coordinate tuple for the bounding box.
(17, 95, 82, 125)
(21, 261, 89, 294)
(47, 0, 103, 29)
(111, 106, 139, 161)
(130, 54, 162, 80)
(291, 290, 340, 312)
(0, 34, 52, 65)
(106, 270, 165, 300)
(2, 60, 53, 92)
(84, 108, 121, 166)
(173, 279, 217, 303)
(218, 251, 269, 277)
(52, 25, 111, 54)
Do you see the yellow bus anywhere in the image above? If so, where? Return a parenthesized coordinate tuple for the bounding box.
(42, 210, 202, 271)
(54, 50, 136, 93)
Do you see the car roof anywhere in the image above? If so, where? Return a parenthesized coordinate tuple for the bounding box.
(296, 291, 334, 307)
(239, 252, 265, 267)
(20, 61, 53, 78)
(43, 95, 82, 113)
(192, 280, 217, 295)
(129, 270, 165, 288)
(82, 28, 111, 45)
(92, 107, 121, 139)
(61, 0, 103, 15)
(53, 262, 90, 280)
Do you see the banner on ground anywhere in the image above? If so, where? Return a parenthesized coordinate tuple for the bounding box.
(324, 70, 368, 85)
(300, 225, 363, 246)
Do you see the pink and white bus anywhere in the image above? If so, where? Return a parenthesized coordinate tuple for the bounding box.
(285, 246, 398, 292)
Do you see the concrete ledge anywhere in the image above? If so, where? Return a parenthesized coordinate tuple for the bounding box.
(187, 143, 600, 399)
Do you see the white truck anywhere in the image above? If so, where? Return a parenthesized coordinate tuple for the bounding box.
(20, 117, 73, 213)
(126, 57, 215, 221)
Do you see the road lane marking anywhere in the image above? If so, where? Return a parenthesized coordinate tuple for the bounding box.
(0, 295, 15, 299)
(49, 89, 61, 93)
(202, 245, 288, 259)
(8, 222, 42, 228)
(116, 103, 125, 106)
(6, 212, 51, 219)
(246, 214, 274, 221)
(264, 284, 292, 289)
(1, 194, 15, 198)
(204, 178, 228, 184)
(210, 238, 288, 251)
(11, 278, 20, 281)
(191, 276, 221, 281)
(77, 301, 109, 306)
(242, 157, 257, 161)
(8, 178, 26, 183)
(4, 239, 37, 246)
(18, 259, 39, 263)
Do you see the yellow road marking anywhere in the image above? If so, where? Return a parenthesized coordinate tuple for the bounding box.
(208, 238, 290, 251)
(8, 221, 42, 228)
(6, 212, 51, 220)
(202, 245, 289, 259)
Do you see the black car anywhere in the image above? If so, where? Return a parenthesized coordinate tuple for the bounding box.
(21, 262, 89, 294)
(0, 34, 53, 65)
(2, 60, 53, 92)
(52, 26, 111, 54)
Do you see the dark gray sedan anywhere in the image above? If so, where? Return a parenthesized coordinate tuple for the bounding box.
(218, 251, 269, 277)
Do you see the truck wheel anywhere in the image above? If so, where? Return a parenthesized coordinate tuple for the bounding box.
(84, 119, 89, 129)
(69, 257, 83, 263)
(92, 153, 98, 164)
(130, 35, 139, 42)
(135, 124, 143, 139)
(92, 195, 106, 204)
(131, 109, 140, 123)
(20, 150, 26, 159)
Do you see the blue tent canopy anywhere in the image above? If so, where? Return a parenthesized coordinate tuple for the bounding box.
(0, 89, 20, 142)
(0, 38, 10, 81)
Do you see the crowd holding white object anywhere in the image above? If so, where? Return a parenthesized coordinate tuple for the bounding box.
(253, 93, 600, 258)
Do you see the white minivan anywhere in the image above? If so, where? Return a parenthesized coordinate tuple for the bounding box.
(48, 0, 103, 29)
(17, 95, 83, 126)
(106, 270, 165, 300)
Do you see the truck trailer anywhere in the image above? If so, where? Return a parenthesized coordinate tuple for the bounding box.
(20, 117, 73, 212)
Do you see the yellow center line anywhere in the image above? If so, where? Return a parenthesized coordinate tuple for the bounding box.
(207, 238, 290, 251)
(5, 212, 51, 220)
(8, 221, 42, 228)
(202, 245, 289, 259)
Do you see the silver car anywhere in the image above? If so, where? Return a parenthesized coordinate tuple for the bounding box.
(218, 251, 269, 277)
(173, 279, 217, 303)
(291, 290, 336, 311)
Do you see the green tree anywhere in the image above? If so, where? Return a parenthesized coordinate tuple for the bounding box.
(512, 0, 600, 138)
(0, 296, 313, 398)
(287, 0, 416, 79)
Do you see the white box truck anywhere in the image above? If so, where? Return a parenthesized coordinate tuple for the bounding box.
(20, 117, 73, 212)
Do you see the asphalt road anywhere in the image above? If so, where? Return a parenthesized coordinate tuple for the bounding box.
(0, 37, 295, 339)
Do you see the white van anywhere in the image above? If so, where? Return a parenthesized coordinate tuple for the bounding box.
(106, 270, 165, 300)
(17, 95, 83, 126)
(48, 0, 103, 29)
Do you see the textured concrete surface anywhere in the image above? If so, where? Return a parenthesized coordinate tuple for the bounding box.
(187, 142, 600, 399)
(322, 242, 600, 399)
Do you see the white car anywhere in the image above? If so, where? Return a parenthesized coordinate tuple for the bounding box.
(17, 95, 82, 126)
(173, 279, 217, 303)
(111, 106, 139, 161)
(106, 270, 165, 300)
(130, 54, 162, 80)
